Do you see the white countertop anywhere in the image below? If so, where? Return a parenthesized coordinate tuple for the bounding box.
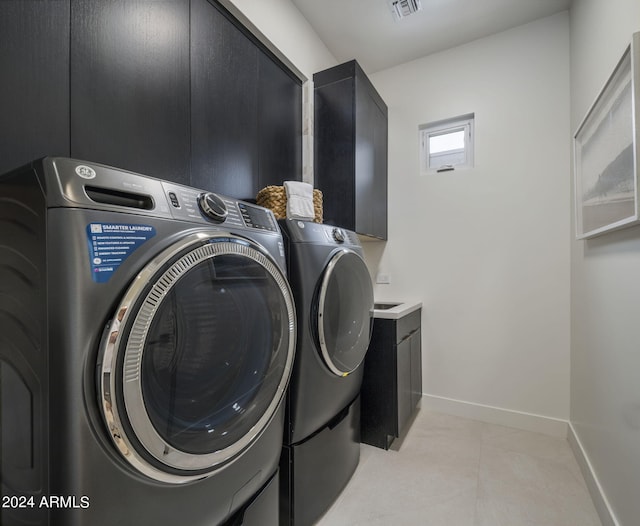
(372, 301, 422, 320)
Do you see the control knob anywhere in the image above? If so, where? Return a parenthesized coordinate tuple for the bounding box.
(332, 227, 346, 243)
(198, 192, 228, 223)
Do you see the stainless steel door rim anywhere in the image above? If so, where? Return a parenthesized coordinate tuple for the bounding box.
(99, 231, 296, 484)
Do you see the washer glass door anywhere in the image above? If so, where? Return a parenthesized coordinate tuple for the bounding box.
(99, 233, 295, 483)
(316, 249, 374, 376)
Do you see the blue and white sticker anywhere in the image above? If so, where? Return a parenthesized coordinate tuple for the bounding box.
(86, 223, 156, 283)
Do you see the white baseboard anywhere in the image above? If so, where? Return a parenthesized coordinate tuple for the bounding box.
(567, 423, 620, 526)
(421, 394, 568, 437)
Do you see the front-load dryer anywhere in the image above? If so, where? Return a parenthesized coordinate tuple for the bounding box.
(0, 158, 296, 526)
(277, 219, 373, 526)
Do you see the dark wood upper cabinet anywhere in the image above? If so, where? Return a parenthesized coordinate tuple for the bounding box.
(70, 0, 191, 184)
(314, 60, 388, 240)
(1, 0, 302, 196)
(192, 0, 302, 200)
(191, 0, 260, 198)
(257, 51, 302, 192)
(0, 1, 70, 176)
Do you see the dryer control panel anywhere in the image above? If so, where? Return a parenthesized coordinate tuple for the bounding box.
(278, 219, 361, 247)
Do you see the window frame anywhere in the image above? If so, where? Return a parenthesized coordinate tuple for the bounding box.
(419, 113, 475, 174)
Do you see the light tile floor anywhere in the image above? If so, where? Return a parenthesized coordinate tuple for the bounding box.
(316, 410, 601, 526)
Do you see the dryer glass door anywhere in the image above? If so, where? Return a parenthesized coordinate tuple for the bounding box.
(317, 249, 374, 376)
(99, 234, 295, 483)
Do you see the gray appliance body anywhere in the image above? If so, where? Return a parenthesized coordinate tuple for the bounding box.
(0, 158, 296, 526)
(278, 219, 373, 526)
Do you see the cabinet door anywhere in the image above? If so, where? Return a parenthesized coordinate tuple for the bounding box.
(191, 0, 258, 199)
(410, 328, 422, 410)
(360, 318, 396, 449)
(0, 1, 70, 175)
(192, 1, 302, 200)
(70, 0, 190, 183)
(314, 61, 387, 239)
(372, 100, 388, 239)
(396, 337, 412, 436)
(355, 77, 376, 238)
(355, 78, 387, 240)
(314, 78, 356, 229)
(257, 52, 302, 190)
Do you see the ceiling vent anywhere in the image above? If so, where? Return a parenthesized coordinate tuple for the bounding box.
(387, 0, 422, 21)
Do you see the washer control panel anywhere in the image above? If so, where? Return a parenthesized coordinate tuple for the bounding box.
(162, 182, 277, 232)
(49, 157, 278, 233)
(238, 202, 278, 232)
(197, 192, 228, 223)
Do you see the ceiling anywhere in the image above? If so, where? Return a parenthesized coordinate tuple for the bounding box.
(290, 0, 572, 74)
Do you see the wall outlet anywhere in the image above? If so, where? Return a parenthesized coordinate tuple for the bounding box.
(376, 273, 390, 284)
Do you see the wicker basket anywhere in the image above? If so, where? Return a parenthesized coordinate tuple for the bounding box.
(256, 185, 323, 223)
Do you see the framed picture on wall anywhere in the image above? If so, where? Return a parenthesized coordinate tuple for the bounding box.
(574, 32, 640, 239)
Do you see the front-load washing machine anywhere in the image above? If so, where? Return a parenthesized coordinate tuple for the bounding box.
(277, 219, 373, 526)
(0, 158, 296, 526)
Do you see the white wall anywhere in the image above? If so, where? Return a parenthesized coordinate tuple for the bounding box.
(570, 1, 640, 524)
(227, 0, 336, 79)
(365, 13, 571, 432)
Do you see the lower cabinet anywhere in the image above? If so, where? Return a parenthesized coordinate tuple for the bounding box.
(361, 308, 422, 449)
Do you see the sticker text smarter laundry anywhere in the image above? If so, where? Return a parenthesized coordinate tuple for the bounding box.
(86, 223, 156, 283)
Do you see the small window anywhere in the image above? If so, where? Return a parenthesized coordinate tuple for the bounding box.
(420, 114, 474, 173)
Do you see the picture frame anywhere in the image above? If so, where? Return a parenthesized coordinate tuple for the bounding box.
(574, 32, 640, 239)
